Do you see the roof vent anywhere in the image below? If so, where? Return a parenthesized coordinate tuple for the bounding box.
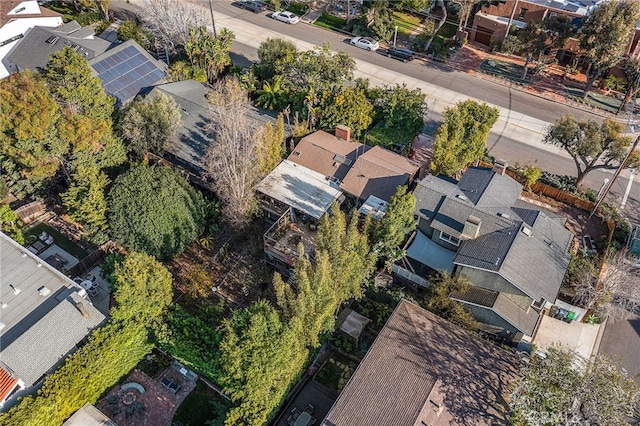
(455, 194, 469, 202)
(0, 322, 5, 331)
(37, 263, 42, 268)
(0, 302, 7, 309)
(9, 284, 20, 295)
(292, 151, 301, 157)
(38, 286, 51, 296)
(21, 252, 27, 257)
(497, 212, 510, 218)
(521, 226, 533, 237)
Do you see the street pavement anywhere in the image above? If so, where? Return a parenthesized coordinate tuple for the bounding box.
(111, 0, 639, 223)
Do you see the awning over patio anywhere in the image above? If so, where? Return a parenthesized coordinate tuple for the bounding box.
(406, 231, 455, 274)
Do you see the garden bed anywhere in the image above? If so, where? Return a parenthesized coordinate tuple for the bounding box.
(173, 380, 229, 426)
(315, 352, 358, 393)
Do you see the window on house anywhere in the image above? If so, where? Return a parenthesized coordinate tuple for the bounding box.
(439, 231, 461, 246)
(518, 8, 528, 20)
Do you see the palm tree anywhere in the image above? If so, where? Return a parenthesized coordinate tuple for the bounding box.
(256, 76, 286, 110)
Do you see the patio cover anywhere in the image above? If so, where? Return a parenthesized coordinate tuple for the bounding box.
(340, 310, 370, 340)
(406, 231, 455, 274)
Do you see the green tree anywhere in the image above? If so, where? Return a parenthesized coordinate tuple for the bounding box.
(167, 60, 208, 83)
(521, 164, 541, 191)
(0, 71, 67, 183)
(61, 164, 110, 232)
(44, 47, 114, 122)
(119, 92, 181, 159)
(185, 27, 235, 83)
(358, 1, 395, 41)
(372, 83, 428, 136)
(425, 272, 477, 329)
(578, 0, 640, 97)
(117, 20, 149, 47)
(0, 205, 25, 244)
(110, 252, 173, 323)
(317, 203, 377, 302)
(219, 301, 308, 426)
(107, 165, 205, 260)
(317, 86, 374, 138)
(510, 346, 640, 425)
(257, 38, 297, 78)
(274, 249, 336, 348)
(543, 115, 639, 186)
(255, 75, 288, 110)
(431, 100, 499, 177)
(372, 186, 416, 261)
(256, 114, 286, 177)
(285, 44, 356, 95)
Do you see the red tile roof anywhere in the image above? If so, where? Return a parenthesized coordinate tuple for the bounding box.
(0, 366, 19, 403)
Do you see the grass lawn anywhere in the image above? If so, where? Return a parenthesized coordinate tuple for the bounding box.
(479, 59, 529, 83)
(314, 13, 347, 30)
(365, 123, 416, 151)
(565, 87, 622, 113)
(173, 381, 228, 426)
(24, 223, 88, 259)
(392, 11, 422, 36)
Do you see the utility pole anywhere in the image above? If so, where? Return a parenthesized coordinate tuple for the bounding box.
(505, 0, 519, 39)
(207, 0, 217, 37)
(393, 25, 398, 47)
(590, 135, 640, 218)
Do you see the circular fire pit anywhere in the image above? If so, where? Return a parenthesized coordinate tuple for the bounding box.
(122, 391, 136, 405)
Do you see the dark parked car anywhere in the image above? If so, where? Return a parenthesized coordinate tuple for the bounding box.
(239, 1, 268, 13)
(385, 47, 416, 63)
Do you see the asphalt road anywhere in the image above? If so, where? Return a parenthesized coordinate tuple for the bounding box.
(111, 0, 640, 223)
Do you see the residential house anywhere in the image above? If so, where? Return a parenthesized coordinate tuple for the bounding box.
(62, 403, 116, 426)
(0, 0, 62, 79)
(148, 80, 288, 190)
(394, 165, 573, 339)
(6, 20, 110, 73)
(288, 128, 421, 207)
(469, 0, 596, 46)
(322, 299, 519, 426)
(256, 160, 345, 274)
(6, 23, 165, 105)
(0, 232, 105, 410)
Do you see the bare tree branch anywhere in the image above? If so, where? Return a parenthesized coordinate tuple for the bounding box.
(140, 0, 208, 53)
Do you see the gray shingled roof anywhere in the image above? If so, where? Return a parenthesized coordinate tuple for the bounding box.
(6, 23, 110, 71)
(414, 169, 573, 304)
(322, 300, 518, 426)
(154, 80, 289, 174)
(0, 292, 104, 387)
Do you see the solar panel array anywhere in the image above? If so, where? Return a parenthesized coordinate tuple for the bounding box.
(92, 45, 165, 105)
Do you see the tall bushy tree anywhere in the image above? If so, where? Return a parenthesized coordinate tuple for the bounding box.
(111, 252, 173, 323)
(510, 346, 640, 425)
(119, 91, 181, 159)
(257, 38, 297, 78)
(578, 0, 640, 97)
(372, 83, 428, 136)
(316, 203, 377, 302)
(543, 115, 639, 186)
(0, 205, 25, 244)
(284, 44, 355, 95)
(431, 100, 499, 177)
(108, 165, 205, 260)
(273, 249, 338, 348)
(205, 77, 261, 225)
(219, 301, 308, 426)
(185, 27, 235, 83)
(256, 114, 286, 178)
(0, 71, 66, 183)
(317, 86, 374, 138)
(61, 164, 110, 232)
(45, 47, 114, 121)
(372, 186, 416, 260)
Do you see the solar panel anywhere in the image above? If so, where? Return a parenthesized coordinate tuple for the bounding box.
(91, 44, 166, 104)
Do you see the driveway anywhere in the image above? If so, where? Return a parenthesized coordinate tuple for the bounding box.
(598, 314, 640, 384)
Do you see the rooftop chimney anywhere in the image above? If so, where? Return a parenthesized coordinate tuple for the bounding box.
(75, 301, 90, 318)
(493, 159, 507, 175)
(335, 125, 351, 142)
(462, 215, 482, 239)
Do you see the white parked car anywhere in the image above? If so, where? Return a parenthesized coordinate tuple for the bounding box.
(271, 11, 300, 24)
(350, 36, 380, 51)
